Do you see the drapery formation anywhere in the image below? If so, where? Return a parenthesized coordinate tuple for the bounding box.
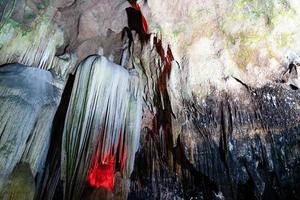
(62, 55, 142, 199)
(0, 64, 62, 195)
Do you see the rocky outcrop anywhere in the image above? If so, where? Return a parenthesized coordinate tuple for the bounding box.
(179, 85, 300, 199)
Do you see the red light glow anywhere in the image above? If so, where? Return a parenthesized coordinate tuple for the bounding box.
(87, 153, 115, 191)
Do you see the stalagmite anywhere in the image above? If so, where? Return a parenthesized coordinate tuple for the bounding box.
(61, 55, 142, 199)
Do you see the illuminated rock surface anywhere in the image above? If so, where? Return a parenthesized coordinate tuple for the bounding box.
(0, 0, 300, 199)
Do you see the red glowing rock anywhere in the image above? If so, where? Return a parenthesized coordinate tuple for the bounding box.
(87, 146, 129, 191)
(87, 153, 115, 191)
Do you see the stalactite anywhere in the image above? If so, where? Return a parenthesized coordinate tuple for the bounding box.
(61, 55, 142, 199)
(0, 9, 76, 78)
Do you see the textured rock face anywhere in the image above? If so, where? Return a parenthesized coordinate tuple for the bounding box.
(129, 83, 300, 199)
(0, 64, 62, 194)
(142, 0, 300, 96)
(180, 86, 300, 199)
(0, 0, 300, 200)
(127, 41, 300, 199)
(0, 0, 130, 78)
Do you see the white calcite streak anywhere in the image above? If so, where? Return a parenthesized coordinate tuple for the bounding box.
(61, 55, 142, 199)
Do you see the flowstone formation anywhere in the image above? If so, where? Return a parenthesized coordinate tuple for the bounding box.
(0, 0, 300, 200)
